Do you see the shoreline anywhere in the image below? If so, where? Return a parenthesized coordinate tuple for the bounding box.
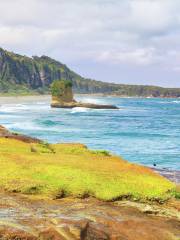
(0, 94, 51, 104)
(152, 168, 180, 184)
(76, 93, 180, 99)
(0, 127, 179, 239)
(0, 93, 180, 99)
(0, 96, 179, 181)
(1, 122, 180, 184)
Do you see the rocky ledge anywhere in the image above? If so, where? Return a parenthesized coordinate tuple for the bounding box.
(51, 101, 118, 109)
(0, 126, 179, 239)
(0, 192, 179, 240)
(0, 125, 41, 143)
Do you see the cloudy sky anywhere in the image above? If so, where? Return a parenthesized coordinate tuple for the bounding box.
(1, 0, 180, 87)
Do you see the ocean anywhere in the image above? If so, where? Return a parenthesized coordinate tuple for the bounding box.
(0, 95, 179, 170)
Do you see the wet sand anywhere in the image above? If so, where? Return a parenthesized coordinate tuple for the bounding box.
(0, 95, 51, 104)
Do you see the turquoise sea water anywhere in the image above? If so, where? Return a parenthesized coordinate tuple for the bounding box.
(0, 96, 179, 170)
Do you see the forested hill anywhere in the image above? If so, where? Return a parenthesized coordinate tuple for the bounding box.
(0, 47, 180, 97)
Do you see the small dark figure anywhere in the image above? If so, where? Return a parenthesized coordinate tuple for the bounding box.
(153, 163, 156, 167)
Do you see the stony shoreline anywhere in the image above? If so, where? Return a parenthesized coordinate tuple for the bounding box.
(153, 168, 180, 184)
(0, 126, 179, 239)
(0, 192, 179, 240)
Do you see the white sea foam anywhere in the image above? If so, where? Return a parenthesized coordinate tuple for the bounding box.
(71, 107, 90, 113)
(0, 104, 31, 112)
(76, 97, 108, 105)
(159, 100, 180, 104)
(0, 106, 21, 113)
(0, 103, 50, 113)
(6, 121, 47, 131)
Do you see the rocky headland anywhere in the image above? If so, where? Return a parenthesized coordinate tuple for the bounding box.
(50, 80, 118, 109)
(0, 47, 180, 98)
(0, 125, 179, 239)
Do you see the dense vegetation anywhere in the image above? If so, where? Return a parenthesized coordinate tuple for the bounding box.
(0, 47, 180, 97)
(51, 79, 72, 97)
(0, 137, 175, 201)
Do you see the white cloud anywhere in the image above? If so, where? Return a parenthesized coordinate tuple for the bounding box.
(97, 47, 162, 66)
(0, 0, 180, 85)
(127, 0, 179, 34)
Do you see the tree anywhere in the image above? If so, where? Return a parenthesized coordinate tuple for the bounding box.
(51, 79, 72, 97)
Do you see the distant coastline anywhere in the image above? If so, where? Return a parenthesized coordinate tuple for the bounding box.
(0, 47, 180, 98)
(0, 93, 179, 101)
(76, 93, 180, 98)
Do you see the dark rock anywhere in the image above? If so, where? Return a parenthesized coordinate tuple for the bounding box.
(51, 101, 119, 109)
(0, 125, 41, 143)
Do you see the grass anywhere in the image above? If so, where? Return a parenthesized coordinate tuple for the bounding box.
(0, 138, 176, 201)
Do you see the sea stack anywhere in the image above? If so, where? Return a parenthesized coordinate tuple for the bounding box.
(51, 80, 118, 109)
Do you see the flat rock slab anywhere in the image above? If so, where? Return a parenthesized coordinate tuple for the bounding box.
(51, 101, 119, 109)
(0, 192, 179, 240)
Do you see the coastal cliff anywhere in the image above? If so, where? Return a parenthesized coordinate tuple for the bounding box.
(0, 47, 180, 97)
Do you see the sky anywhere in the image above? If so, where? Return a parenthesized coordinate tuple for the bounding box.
(0, 0, 180, 87)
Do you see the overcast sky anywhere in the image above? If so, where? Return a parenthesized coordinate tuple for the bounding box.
(1, 0, 180, 87)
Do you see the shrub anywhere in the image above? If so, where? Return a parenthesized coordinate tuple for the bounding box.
(51, 79, 72, 97)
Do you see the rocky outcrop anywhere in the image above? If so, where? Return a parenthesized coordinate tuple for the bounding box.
(51, 80, 119, 109)
(51, 99, 119, 109)
(152, 167, 180, 184)
(0, 192, 179, 240)
(0, 126, 179, 239)
(0, 125, 41, 143)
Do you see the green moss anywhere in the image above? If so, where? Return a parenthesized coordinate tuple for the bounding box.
(171, 186, 180, 199)
(0, 138, 175, 202)
(91, 149, 111, 156)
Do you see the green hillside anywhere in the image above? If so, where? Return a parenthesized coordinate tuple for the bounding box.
(0, 47, 180, 97)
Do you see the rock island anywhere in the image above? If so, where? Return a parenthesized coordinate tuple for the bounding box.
(51, 80, 118, 109)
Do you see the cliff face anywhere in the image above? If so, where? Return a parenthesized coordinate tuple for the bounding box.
(0, 48, 81, 93)
(0, 47, 180, 97)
